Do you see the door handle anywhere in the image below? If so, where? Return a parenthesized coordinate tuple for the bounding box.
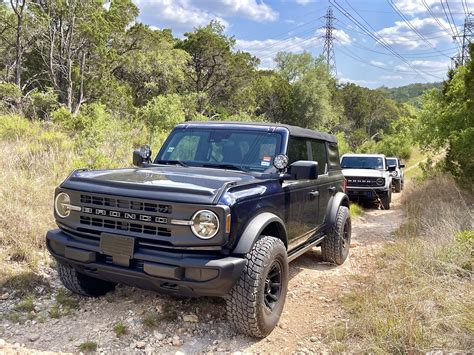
(328, 186, 336, 194)
(309, 191, 319, 197)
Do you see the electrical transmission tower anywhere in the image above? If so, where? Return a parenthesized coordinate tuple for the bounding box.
(322, 6, 337, 74)
(453, 13, 474, 66)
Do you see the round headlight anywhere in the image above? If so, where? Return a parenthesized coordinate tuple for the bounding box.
(376, 178, 385, 186)
(273, 154, 289, 170)
(55, 192, 71, 218)
(191, 210, 219, 239)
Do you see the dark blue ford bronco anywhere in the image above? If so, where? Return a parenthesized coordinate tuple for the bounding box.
(46, 122, 351, 337)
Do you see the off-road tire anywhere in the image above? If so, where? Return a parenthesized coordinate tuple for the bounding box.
(226, 236, 288, 338)
(380, 190, 391, 210)
(394, 180, 402, 193)
(321, 206, 351, 265)
(57, 263, 117, 297)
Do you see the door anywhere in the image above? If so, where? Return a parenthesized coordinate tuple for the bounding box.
(284, 137, 319, 250)
(309, 140, 332, 226)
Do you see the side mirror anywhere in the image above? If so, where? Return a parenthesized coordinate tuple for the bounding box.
(288, 161, 319, 180)
(388, 165, 396, 172)
(133, 144, 152, 167)
(399, 164, 405, 168)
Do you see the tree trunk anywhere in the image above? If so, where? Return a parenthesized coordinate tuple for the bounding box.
(10, 0, 27, 89)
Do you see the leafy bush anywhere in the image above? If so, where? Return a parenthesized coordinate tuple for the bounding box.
(138, 94, 185, 144)
(24, 88, 59, 120)
(0, 82, 22, 112)
(0, 114, 38, 140)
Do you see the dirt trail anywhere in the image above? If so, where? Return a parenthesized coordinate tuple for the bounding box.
(0, 195, 405, 354)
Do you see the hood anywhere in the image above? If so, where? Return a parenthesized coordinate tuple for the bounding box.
(342, 169, 386, 178)
(61, 166, 257, 204)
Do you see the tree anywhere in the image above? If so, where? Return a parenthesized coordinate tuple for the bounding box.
(417, 44, 474, 184)
(275, 52, 338, 131)
(177, 21, 258, 115)
(30, 0, 138, 114)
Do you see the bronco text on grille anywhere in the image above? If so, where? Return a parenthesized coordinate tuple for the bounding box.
(345, 176, 385, 187)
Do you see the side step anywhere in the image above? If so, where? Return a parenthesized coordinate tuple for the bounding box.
(288, 235, 326, 262)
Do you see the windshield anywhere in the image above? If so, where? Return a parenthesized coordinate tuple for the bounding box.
(387, 158, 397, 167)
(341, 156, 385, 170)
(155, 128, 283, 172)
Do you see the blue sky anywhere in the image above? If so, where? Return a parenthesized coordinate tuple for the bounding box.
(133, 0, 473, 88)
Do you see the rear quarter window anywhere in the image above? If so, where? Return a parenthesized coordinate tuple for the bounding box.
(327, 143, 341, 170)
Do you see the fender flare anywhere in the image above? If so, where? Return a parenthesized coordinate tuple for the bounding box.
(325, 192, 350, 227)
(233, 212, 287, 255)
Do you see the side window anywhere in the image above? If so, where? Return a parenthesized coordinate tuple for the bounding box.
(327, 143, 341, 170)
(287, 137, 309, 164)
(310, 140, 328, 173)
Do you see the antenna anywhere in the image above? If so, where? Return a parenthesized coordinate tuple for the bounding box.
(322, 6, 337, 74)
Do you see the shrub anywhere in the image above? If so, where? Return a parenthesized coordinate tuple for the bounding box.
(0, 114, 38, 140)
(0, 82, 22, 112)
(24, 88, 59, 120)
(138, 94, 185, 144)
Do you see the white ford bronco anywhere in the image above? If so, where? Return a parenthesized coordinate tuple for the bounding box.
(340, 153, 395, 209)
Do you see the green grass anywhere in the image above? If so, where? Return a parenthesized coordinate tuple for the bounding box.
(349, 203, 364, 218)
(56, 289, 79, 310)
(78, 341, 98, 352)
(142, 312, 158, 328)
(114, 322, 127, 337)
(14, 296, 35, 312)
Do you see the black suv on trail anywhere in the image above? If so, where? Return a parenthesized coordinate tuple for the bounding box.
(46, 122, 351, 337)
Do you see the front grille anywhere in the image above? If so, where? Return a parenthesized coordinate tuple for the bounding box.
(80, 194, 172, 214)
(79, 216, 171, 237)
(346, 176, 384, 187)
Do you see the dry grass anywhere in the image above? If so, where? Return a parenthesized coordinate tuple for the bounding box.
(329, 175, 473, 353)
(0, 114, 144, 291)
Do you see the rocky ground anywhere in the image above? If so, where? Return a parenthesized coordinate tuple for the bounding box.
(0, 195, 405, 354)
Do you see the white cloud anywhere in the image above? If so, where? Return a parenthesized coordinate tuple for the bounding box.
(338, 77, 380, 87)
(134, 0, 278, 32)
(376, 17, 455, 49)
(295, 0, 313, 5)
(370, 60, 386, 67)
(236, 36, 323, 68)
(394, 59, 451, 73)
(393, 0, 473, 18)
(380, 75, 403, 80)
(236, 29, 352, 68)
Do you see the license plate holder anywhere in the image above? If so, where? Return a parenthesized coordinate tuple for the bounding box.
(100, 233, 135, 258)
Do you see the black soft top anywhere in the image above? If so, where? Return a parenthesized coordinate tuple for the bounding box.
(180, 121, 337, 143)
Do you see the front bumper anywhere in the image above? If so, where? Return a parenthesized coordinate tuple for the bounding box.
(46, 229, 245, 297)
(346, 187, 389, 200)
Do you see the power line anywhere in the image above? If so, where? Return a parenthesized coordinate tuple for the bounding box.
(421, 0, 460, 49)
(387, 0, 451, 58)
(330, 0, 443, 80)
(322, 6, 337, 74)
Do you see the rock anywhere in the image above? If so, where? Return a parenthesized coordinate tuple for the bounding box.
(279, 322, 288, 330)
(135, 341, 146, 349)
(182, 314, 198, 323)
(172, 336, 182, 346)
(310, 336, 318, 342)
(153, 331, 166, 341)
(0, 339, 5, 348)
(0, 293, 9, 300)
(29, 335, 40, 342)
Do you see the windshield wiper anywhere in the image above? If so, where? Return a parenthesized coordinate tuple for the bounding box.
(200, 163, 248, 172)
(155, 159, 188, 167)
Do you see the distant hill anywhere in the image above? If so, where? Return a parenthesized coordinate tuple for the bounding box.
(380, 82, 443, 106)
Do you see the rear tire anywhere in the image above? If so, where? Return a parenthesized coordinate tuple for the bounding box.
(321, 206, 351, 265)
(226, 236, 288, 338)
(57, 263, 117, 297)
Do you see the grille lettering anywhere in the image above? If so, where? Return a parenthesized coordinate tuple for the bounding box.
(82, 207, 167, 224)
